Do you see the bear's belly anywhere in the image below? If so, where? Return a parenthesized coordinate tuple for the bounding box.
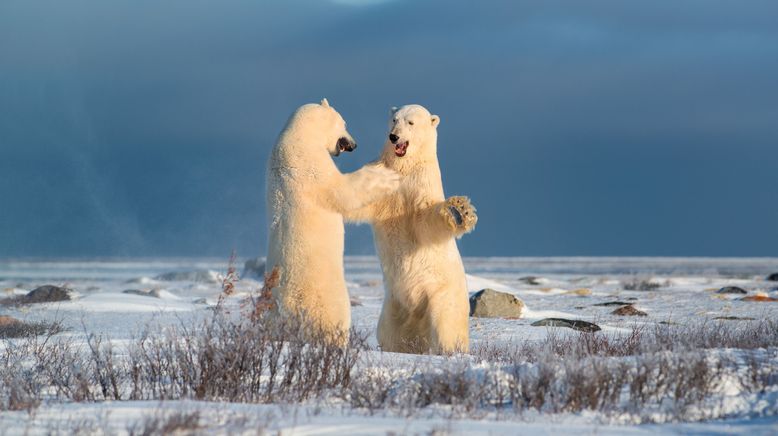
(374, 228, 465, 300)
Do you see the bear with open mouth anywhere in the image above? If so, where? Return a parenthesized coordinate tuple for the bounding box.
(265, 99, 400, 344)
(345, 104, 477, 354)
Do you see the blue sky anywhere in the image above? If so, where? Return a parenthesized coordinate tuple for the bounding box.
(1, 0, 777, 258)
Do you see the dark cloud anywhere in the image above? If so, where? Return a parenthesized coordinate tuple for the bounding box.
(1, 0, 776, 258)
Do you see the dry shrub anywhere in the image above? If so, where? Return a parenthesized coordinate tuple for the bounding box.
(0, 257, 367, 410)
(0, 310, 367, 408)
(348, 320, 778, 422)
(0, 319, 63, 339)
(249, 265, 280, 321)
(348, 366, 396, 414)
(349, 349, 759, 422)
(472, 319, 778, 364)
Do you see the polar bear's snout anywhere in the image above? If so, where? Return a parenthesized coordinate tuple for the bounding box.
(388, 133, 410, 157)
(337, 136, 357, 153)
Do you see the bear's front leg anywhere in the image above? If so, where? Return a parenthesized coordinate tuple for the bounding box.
(438, 196, 478, 236)
(328, 164, 401, 215)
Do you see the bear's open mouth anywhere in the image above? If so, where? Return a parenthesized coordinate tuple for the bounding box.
(337, 137, 356, 153)
(394, 141, 409, 157)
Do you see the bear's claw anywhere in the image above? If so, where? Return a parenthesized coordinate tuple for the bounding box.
(441, 196, 477, 234)
(449, 206, 464, 225)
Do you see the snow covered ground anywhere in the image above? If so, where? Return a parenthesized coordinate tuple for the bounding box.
(1, 257, 778, 435)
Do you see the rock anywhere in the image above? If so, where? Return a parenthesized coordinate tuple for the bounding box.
(0, 315, 21, 327)
(193, 298, 208, 305)
(594, 301, 634, 306)
(611, 305, 647, 317)
(154, 270, 219, 284)
(623, 278, 662, 291)
(717, 286, 747, 294)
(767, 273, 778, 282)
(350, 296, 363, 307)
(242, 258, 266, 279)
(565, 288, 592, 296)
(125, 277, 156, 285)
(530, 318, 601, 332)
(24, 285, 72, 303)
(740, 295, 778, 302)
(519, 276, 542, 285)
(469, 289, 525, 318)
(122, 289, 162, 298)
(0, 317, 61, 338)
(714, 316, 756, 321)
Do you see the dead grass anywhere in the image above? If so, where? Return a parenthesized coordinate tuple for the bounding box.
(346, 320, 778, 422)
(472, 319, 778, 363)
(350, 347, 775, 422)
(1, 292, 368, 410)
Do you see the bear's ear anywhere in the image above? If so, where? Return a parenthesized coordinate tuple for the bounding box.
(321, 98, 330, 108)
(391, 106, 399, 114)
(431, 115, 440, 127)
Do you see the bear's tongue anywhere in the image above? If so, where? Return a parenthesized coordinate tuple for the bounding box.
(394, 141, 409, 157)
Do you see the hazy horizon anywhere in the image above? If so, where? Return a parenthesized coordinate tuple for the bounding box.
(2, 0, 777, 258)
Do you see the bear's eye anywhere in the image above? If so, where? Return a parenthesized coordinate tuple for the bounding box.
(408, 120, 414, 126)
(392, 118, 397, 123)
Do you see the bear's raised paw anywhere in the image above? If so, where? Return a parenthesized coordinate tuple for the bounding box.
(441, 196, 477, 234)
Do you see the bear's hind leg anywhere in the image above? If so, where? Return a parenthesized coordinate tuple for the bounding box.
(377, 298, 430, 354)
(428, 290, 470, 355)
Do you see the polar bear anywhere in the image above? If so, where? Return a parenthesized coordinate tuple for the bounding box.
(345, 104, 477, 354)
(265, 99, 400, 342)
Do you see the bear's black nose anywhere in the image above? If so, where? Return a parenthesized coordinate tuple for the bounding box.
(389, 134, 399, 143)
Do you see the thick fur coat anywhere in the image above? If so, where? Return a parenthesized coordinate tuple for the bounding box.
(345, 104, 477, 354)
(265, 99, 399, 341)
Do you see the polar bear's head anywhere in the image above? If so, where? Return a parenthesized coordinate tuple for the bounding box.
(286, 98, 356, 157)
(384, 104, 440, 163)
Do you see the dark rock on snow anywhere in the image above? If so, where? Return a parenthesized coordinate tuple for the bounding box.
(611, 305, 648, 317)
(767, 273, 778, 282)
(154, 270, 218, 283)
(469, 288, 525, 318)
(717, 286, 747, 294)
(714, 316, 756, 321)
(530, 318, 601, 332)
(122, 289, 162, 298)
(0, 315, 21, 327)
(740, 295, 778, 302)
(24, 285, 72, 303)
(0, 316, 61, 338)
(594, 301, 635, 307)
(519, 276, 542, 285)
(243, 258, 266, 279)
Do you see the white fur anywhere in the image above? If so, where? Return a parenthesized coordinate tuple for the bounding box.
(345, 104, 477, 354)
(265, 100, 400, 342)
